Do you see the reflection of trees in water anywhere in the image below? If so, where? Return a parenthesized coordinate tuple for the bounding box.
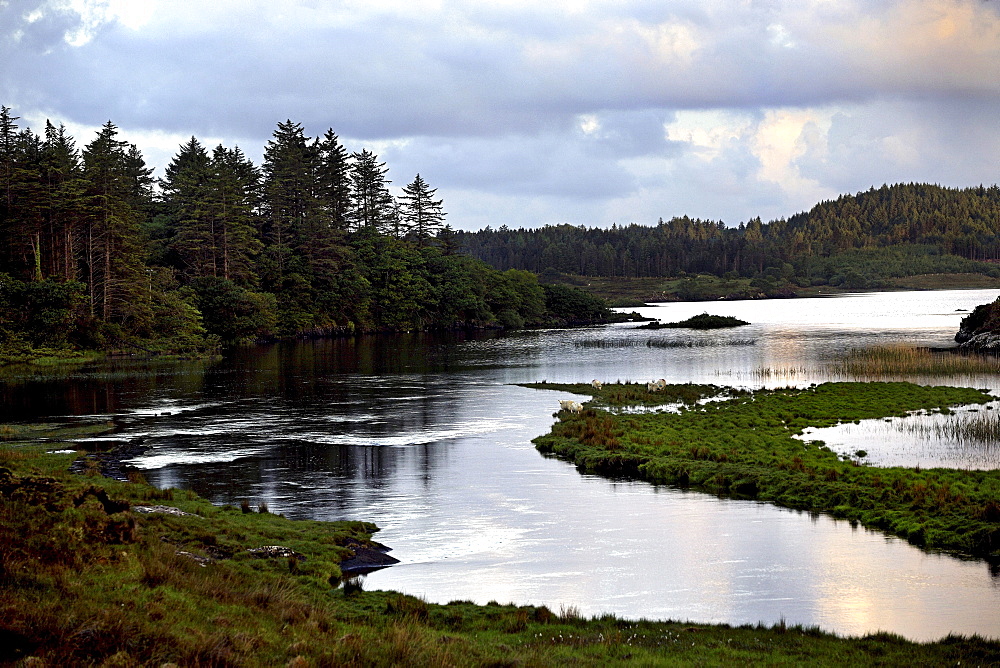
(211, 334, 503, 400)
(0, 359, 213, 420)
(144, 435, 451, 520)
(0, 332, 502, 421)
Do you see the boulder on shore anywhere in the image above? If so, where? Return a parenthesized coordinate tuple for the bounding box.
(955, 297, 1000, 351)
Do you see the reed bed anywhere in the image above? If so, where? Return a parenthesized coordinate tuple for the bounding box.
(719, 366, 809, 379)
(897, 410, 1000, 445)
(829, 344, 1000, 378)
(575, 338, 756, 349)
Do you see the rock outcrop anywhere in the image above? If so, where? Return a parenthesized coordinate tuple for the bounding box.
(955, 297, 1000, 351)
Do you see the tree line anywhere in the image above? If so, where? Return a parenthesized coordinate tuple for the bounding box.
(456, 183, 1000, 283)
(0, 106, 611, 357)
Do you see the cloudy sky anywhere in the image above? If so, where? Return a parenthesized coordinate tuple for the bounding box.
(3, 0, 1000, 230)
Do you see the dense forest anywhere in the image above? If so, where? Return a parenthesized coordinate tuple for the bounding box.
(457, 183, 1000, 288)
(0, 106, 613, 358)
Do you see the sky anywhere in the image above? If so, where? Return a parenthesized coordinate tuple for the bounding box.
(2, 0, 1000, 230)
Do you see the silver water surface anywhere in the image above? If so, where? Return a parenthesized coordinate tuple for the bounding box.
(6, 289, 1000, 641)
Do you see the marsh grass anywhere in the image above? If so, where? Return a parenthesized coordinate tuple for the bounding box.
(531, 381, 1000, 558)
(830, 344, 1000, 378)
(522, 381, 736, 408)
(897, 410, 1000, 444)
(722, 366, 809, 380)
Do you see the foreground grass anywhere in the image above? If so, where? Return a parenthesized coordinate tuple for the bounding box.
(3, 429, 1000, 665)
(528, 381, 1000, 558)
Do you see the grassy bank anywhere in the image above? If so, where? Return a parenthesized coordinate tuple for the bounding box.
(546, 271, 1000, 306)
(528, 382, 1000, 558)
(0, 346, 105, 368)
(3, 427, 1000, 664)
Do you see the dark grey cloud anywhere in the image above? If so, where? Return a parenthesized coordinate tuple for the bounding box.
(382, 131, 637, 200)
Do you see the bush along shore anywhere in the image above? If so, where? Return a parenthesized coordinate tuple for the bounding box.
(527, 381, 1000, 559)
(3, 425, 1000, 665)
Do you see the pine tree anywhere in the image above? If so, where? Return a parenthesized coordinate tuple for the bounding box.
(348, 149, 393, 233)
(162, 137, 215, 278)
(40, 121, 87, 281)
(207, 144, 261, 285)
(81, 121, 151, 330)
(316, 129, 352, 232)
(261, 120, 314, 286)
(0, 106, 19, 218)
(399, 173, 445, 244)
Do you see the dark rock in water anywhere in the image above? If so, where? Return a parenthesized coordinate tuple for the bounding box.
(339, 537, 400, 574)
(956, 297, 1000, 351)
(69, 438, 148, 481)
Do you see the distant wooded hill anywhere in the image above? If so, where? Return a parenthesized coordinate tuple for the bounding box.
(455, 183, 1000, 283)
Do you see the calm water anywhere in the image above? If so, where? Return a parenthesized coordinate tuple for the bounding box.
(6, 289, 1000, 641)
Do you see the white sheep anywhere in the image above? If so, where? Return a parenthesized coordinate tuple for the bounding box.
(656, 378, 667, 390)
(568, 401, 584, 414)
(591, 379, 603, 390)
(558, 399, 576, 411)
(647, 381, 659, 392)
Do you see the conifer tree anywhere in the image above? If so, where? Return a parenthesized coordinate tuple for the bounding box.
(399, 173, 445, 244)
(316, 129, 352, 232)
(40, 121, 87, 281)
(261, 120, 314, 285)
(207, 145, 262, 285)
(348, 149, 393, 234)
(162, 137, 215, 277)
(81, 121, 151, 329)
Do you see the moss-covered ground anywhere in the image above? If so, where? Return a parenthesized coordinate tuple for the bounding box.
(528, 381, 1000, 559)
(2, 422, 1000, 665)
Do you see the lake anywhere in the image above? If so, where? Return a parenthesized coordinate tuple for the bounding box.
(5, 288, 1000, 641)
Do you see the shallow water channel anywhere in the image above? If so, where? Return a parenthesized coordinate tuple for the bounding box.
(5, 289, 1000, 641)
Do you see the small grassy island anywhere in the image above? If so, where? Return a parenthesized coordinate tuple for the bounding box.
(638, 313, 750, 330)
(3, 423, 1000, 665)
(527, 381, 1000, 559)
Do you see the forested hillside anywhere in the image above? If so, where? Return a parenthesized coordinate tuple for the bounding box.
(0, 106, 613, 359)
(456, 184, 1000, 285)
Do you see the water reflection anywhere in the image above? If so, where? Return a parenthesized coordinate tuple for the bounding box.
(4, 289, 1000, 641)
(801, 403, 1000, 470)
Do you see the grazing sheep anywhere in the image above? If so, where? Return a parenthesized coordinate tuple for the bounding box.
(647, 382, 659, 392)
(558, 399, 576, 411)
(568, 401, 584, 414)
(656, 378, 667, 390)
(591, 379, 603, 390)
